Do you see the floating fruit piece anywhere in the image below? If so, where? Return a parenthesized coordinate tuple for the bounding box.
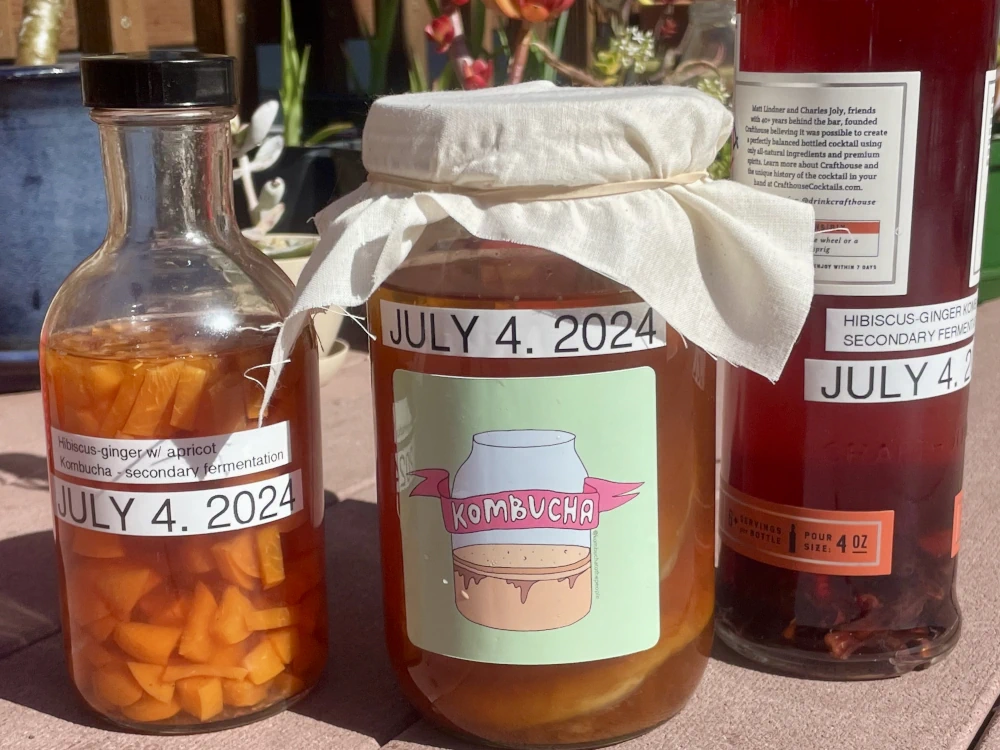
(179, 582, 216, 663)
(208, 374, 248, 434)
(256, 526, 285, 588)
(178, 538, 215, 574)
(208, 641, 249, 668)
(95, 564, 157, 620)
(272, 672, 306, 701)
(170, 363, 209, 430)
(246, 606, 299, 632)
(99, 366, 145, 437)
(86, 615, 118, 642)
(243, 639, 285, 685)
(161, 664, 249, 681)
(215, 532, 261, 579)
(64, 408, 102, 436)
(147, 595, 191, 628)
(176, 676, 224, 721)
(283, 551, 324, 604)
(79, 640, 116, 668)
(212, 538, 257, 590)
(268, 628, 299, 665)
(93, 663, 143, 707)
(69, 588, 112, 626)
(71, 529, 126, 559)
(298, 587, 325, 636)
(114, 622, 182, 665)
(212, 586, 253, 645)
(126, 662, 175, 703)
(121, 694, 182, 722)
(88, 361, 126, 403)
(221, 677, 268, 707)
(120, 361, 184, 437)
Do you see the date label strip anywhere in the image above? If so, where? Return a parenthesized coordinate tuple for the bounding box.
(51, 470, 303, 537)
(380, 300, 667, 359)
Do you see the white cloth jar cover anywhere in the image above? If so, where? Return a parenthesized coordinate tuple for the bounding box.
(262, 81, 815, 409)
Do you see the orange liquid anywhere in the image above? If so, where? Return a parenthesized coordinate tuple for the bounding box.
(41, 318, 327, 730)
(369, 247, 715, 748)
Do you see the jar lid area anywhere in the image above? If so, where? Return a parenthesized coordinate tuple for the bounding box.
(81, 52, 236, 109)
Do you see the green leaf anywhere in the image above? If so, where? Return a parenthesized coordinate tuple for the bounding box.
(424, 0, 440, 17)
(469, 2, 486, 59)
(543, 14, 569, 82)
(304, 121, 354, 146)
(367, 0, 401, 94)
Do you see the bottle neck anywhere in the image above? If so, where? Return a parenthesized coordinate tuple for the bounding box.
(95, 108, 237, 248)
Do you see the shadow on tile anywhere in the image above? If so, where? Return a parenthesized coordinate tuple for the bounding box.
(292, 498, 421, 743)
(0, 530, 61, 658)
(0, 452, 48, 491)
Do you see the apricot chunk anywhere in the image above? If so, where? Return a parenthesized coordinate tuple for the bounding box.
(208, 641, 249, 668)
(121, 694, 182, 722)
(161, 664, 248, 681)
(221, 677, 268, 707)
(243, 639, 285, 685)
(268, 628, 299, 665)
(94, 564, 158, 620)
(170, 363, 209, 430)
(99, 366, 145, 437)
(69, 588, 112, 626)
(86, 615, 118, 642)
(71, 529, 125, 559)
(256, 526, 285, 588)
(79, 640, 115, 668)
(88, 361, 126, 403)
(126, 662, 175, 703)
(212, 537, 258, 590)
(114, 622, 182, 665)
(93, 663, 143, 707)
(176, 676, 224, 721)
(121, 361, 184, 437)
(214, 532, 260, 580)
(178, 538, 215, 574)
(178, 582, 216, 663)
(246, 606, 299, 632)
(212, 586, 253, 644)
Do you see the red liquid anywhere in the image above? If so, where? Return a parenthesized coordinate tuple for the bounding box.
(718, 0, 999, 677)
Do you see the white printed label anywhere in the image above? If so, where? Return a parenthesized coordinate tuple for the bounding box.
(380, 300, 667, 359)
(51, 470, 303, 536)
(971, 69, 997, 287)
(733, 71, 920, 297)
(825, 293, 978, 353)
(51, 423, 291, 485)
(805, 342, 974, 404)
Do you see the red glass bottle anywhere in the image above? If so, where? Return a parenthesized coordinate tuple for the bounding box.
(719, 0, 1000, 678)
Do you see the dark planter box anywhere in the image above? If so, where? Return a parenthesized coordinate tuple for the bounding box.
(0, 62, 108, 392)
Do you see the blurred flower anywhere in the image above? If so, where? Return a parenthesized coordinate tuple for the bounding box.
(657, 17, 679, 39)
(425, 15, 455, 53)
(486, 0, 575, 23)
(594, 26, 660, 78)
(461, 58, 494, 89)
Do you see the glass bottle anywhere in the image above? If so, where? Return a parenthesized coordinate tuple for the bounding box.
(719, 0, 1000, 678)
(40, 53, 327, 731)
(369, 237, 715, 748)
(675, 0, 736, 90)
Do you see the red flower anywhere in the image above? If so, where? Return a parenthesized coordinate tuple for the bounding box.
(657, 17, 678, 39)
(452, 0, 470, 5)
(425, 15, 455, 53)
(486, 0, 575, 22)
(461, 58, 494, 89)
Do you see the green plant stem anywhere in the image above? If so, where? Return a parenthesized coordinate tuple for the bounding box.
(304, 122, 355, 147)
(542, 14, 568, 82)
(507, 23, 533, 85)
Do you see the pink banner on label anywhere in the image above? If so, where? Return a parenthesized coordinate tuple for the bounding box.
(410, 469, 642, 533)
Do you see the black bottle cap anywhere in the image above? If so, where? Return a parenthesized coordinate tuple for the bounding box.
(81, 51, 236, 109)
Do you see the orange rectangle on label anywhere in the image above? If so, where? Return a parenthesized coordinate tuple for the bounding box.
(720, 483, 894, 576)
(815, 220, 881, 235)
(952, 491, 963, 558)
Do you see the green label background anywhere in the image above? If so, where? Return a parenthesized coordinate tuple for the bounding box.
(394, 367, 661, 665)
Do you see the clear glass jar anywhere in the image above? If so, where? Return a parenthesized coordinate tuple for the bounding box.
(369, 237, 715, 748)
(40, 53, 327, 731)
(676, 0, 736, 90)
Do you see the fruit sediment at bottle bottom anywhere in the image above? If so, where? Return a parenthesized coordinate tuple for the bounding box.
(42, 318, 328, 728)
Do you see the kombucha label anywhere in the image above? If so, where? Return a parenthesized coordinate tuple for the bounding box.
(51, 470, 303, 536)
(50, 423, 292, 484)
(379, 300, 668, 359)
(393, 368, 662, 665)
(720, 482, 894, 576)
(804, 341, 974, 404)
(970, 69, 997, 287)
(732, 70, 920, 297)
(824, 293, 978, 353)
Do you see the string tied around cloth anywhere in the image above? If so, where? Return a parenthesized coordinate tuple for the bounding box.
(366, 171, 710, 203)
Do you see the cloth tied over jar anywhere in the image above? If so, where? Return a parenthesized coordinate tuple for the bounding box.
(262, 81, 815, 409)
